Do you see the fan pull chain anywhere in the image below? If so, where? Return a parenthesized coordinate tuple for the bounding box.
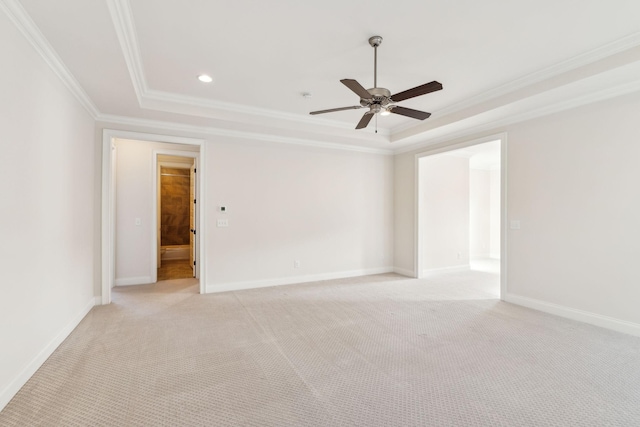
(375, 114, 378, 134)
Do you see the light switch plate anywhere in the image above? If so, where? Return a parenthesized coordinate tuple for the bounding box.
(510, 220, 521, 230)
(217, 219, 229, 227)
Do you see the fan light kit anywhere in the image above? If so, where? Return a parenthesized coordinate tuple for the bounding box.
(310, 36, 443, 130)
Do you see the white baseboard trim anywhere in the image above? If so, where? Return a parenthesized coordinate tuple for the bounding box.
(0, 297, 95, 411)
(206, 267, 394, 294)
(393, 267, 415, 277)
(505, 293, 640, 337)
(422, 264, 470, 275)
(115, 276, 152, 286)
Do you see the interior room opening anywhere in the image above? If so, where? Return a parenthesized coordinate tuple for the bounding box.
(417, 140, 501, 297)
(157, 155, 196, 281)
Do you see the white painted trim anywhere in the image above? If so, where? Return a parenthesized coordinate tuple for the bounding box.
(392, 32, 640, 135)
(144, 89, 392, 136)
(413, 133, 508, 299)
(114, 276, 153, 286)
(393, 80, 640, 154)
(393, 267, 415, 277)
(101, 129, 207, 305)
(206, 267, 394, 294)
(105, 0, 146, 104)
(422, 265, 469, 275)
(505, 293, 640, 338)
(101, 137, 116, 304)
(105, 0, 392, 136)
(499, 134, 508, 301)
(96, 114, 394, 156)
(105, 0, 640, 144)
(0, 297, 95, 411)
(152, 150, 199, 284)
(414, 153, 422, 279)
(0, 0, 99, 118)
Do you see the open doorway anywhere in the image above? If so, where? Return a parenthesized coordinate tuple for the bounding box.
(101, 130, 207, 305)
(157, 155, 196, 281)
(416, 137, 504, 298)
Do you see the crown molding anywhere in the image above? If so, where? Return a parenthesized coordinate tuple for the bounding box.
(0, 0, 99, 118)
(96, 114, 394, 156)
(392, 32, 640, 135)
(106, 0, 146, 104)
(107, 0, 392, 137)
(143, 89, 391, 137)
(393, 79, 640, 155)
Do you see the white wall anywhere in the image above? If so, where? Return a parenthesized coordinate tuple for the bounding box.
(420, 154, 470, 271)
(206, 140, 394, 291)
(112, 136, 394, 291)
(506, 93, 640, 325)
(394, 91, 640, 332)
(0, 10, 96, 410)
(470, 169, 491, 258)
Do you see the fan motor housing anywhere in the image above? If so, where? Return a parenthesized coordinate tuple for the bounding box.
(360, 87, 392, 108)
(368, 87, 390, 98)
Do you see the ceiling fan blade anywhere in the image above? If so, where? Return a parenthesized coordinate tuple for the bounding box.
(355, 112, 374, 129)
(341, 79, 372, 99)
(390, 106, 432, 120)
(391, 81, 443, 102)
(310, 105, 363, 115)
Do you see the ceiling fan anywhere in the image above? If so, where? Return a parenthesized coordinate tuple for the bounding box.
(310, 36, 443, 130)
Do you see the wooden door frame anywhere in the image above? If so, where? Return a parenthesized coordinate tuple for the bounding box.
(101, 129, 207, 304)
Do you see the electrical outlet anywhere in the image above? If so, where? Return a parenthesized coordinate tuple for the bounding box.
(217, 219, 229, 227)
(294, 260, 300, 269)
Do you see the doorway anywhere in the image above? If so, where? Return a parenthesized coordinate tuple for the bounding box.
(101, 130, 207, 305)
(415, 135, 506, 298)
(157, 156, 196, 281)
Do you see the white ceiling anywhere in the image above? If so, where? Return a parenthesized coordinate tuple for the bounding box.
(9, 0, 640, 153)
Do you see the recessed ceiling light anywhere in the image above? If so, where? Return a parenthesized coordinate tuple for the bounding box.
(198, 74, 213, 83)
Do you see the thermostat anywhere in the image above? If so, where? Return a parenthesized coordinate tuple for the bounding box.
(220, 206, 227, 212)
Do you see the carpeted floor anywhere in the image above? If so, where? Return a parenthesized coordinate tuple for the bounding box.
(2, 266, 640, 426)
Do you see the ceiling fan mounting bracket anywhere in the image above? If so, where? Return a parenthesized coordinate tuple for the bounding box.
(368, 36, 383, 48)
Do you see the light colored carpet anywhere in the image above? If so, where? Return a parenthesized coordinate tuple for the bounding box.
(2, 268, 640, 426)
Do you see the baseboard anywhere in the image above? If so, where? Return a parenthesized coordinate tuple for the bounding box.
(505, 293, 640, 337)
(0, 297, 95, 411)
(393, 267, 415, 277)
(422, 264, 470, 275)
(206, 267, 394, 294)
(115, 276, 152, 286)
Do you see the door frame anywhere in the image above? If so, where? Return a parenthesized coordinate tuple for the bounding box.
(413, 132, 508, 300)
(101, 129, 207, 304)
